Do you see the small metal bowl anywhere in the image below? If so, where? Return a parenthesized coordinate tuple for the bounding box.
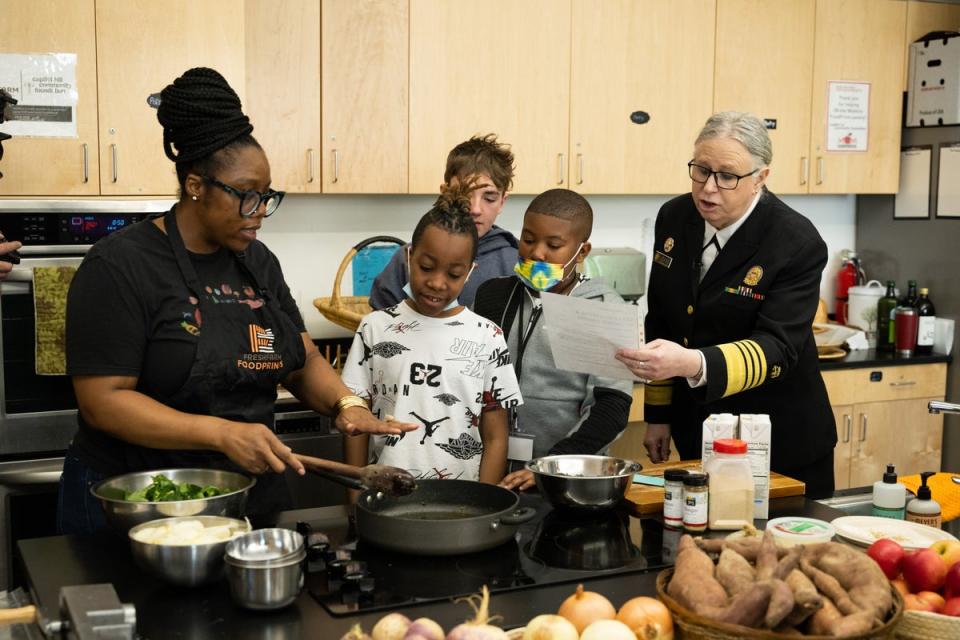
(225, 529, 305, 610)
(526, 454, 641, 511)
(129, 515, 251, 587)
(91, 468, 255, 533)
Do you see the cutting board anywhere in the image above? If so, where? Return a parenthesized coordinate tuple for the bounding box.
(624, 460, 805, 517)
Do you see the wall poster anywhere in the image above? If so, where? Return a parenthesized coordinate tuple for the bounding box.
(826, 81, 870, 152)
(0, 53, 78, 138)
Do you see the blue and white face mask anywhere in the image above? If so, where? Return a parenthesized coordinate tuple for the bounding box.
(514, 243, 583, 292)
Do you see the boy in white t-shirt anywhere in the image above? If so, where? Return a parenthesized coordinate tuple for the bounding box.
(341, 187, 521, 483)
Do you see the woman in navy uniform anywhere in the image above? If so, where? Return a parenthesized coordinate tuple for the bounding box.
(616, 111, 835, 498)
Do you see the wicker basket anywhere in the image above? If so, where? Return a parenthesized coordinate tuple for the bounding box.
(656, 568, 904, 640)
(313, 236, 404, 331)
(894, 610, 960, 640)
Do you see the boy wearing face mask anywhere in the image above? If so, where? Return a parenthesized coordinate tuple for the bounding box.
(473, 189, 633, 491)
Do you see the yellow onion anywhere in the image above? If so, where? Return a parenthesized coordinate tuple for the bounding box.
(522, 614, 578, 640)
(579, 619, 637, 640)
(616, 596, 674, 640)
(557, 584, 616, 633)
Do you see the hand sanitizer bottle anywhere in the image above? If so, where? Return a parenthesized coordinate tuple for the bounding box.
(905, 471, 942, 529)
(872, 464, 906, 519)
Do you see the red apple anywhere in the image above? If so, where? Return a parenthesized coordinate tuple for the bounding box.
(904, 593, 937, 612)
(930, 539, 960, 572)
(943, 597, 960, 617)
(902, 548, 948, 593)
(868, 538, 906, 579)
(915, 591, 945, 613)
(945, 561, 960, 599)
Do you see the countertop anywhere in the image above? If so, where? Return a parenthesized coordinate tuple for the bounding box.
(818, 348, 952, 370)
(18, 496, 843, 639)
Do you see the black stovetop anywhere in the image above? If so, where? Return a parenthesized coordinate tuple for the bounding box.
(305, 494, 676, 617)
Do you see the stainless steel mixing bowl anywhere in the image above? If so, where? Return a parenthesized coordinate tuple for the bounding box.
(128, 515, 251, 587)
(225, 528, 305, 610)
(91, 468, 255, 532)
(526, 454, 641, 511)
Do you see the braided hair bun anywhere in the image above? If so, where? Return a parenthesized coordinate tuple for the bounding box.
(157, 67, 253, 164)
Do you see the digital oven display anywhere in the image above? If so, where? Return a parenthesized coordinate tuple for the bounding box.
(59, 213, 141, 244)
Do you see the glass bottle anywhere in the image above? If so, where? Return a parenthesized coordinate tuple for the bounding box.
(876, 280, 898, 352)
(916, 288, 936, 355)
(900, 280, 919, 309)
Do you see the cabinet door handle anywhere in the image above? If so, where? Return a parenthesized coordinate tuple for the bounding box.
(576, 153, 583, 185)
(859, 414, 868, 442)
(816, 156, 823, 185)
(307, 148, 315, 183)
(889, 380, 916, 387)
(842, 414, 851, 443)
(110, 144, 118, 183)
(331, 148, 339, 184)
(557, 153, 565, 185)
(800, 156, 808, 186)
(81, 143, 89, 183)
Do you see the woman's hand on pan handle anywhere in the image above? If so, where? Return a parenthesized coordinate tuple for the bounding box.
(499, 469, 536, 492)
(215, 420, 305, 475)
(336, 407, 418, 437)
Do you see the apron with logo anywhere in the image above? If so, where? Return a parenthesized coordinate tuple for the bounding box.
(124, 208, 306, 517)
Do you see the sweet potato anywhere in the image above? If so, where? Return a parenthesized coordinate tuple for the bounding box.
(783, 568, 822, 627)
(667, 535, 728, 613)
(755, 529, 779, 580)
(806, 595, 842, 636)
(695, 535, 788, 562)
(802, 542, 892, 625)
(773, 546, 802, 580)
(716, 548, 755, 597)
(764, 579, 796, 629)
(697, 581, 774, 628)
(800, 557, 859, 615)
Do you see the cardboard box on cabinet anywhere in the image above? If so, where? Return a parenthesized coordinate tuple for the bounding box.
(907, 31, 960, 127)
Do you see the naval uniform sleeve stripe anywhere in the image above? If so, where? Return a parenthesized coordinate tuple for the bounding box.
(741, 339, 767, 389)
(718, 342, 747, 398)
(735, 340, 757, 390)
(644, 379, 673, 406)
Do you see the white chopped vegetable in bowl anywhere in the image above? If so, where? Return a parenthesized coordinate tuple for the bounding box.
(130, 516, 250, 545)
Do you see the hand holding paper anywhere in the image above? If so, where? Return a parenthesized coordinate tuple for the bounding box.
(616, 339, 703, 381)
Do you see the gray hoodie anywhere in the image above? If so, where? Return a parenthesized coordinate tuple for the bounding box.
(368, 225, 518, 309)
(474, 275, 635, 458)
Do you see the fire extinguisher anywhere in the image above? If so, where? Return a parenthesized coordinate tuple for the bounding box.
(835, 251, 865, 325)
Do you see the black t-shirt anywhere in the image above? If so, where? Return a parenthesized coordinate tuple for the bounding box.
(65, 216, 305, 473)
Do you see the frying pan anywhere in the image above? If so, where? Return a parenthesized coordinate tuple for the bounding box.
(354, 479, 537, 555)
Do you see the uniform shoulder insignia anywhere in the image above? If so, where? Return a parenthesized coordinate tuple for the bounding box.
(744, 265, 764, 286)
(664, 237, 674, 253)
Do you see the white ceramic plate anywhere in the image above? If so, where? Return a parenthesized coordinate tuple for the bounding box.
(831, 515, 958, 550)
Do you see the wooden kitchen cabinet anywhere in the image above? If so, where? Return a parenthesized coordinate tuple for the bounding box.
(824, 363, 946, 490)
(244, 0, 321, 193)
(0, 0, 100, 195)
(95, 0, 245, 195)
(714, 0, 815, 195)
(568, 0, 715, 194)
(904, 1, 960, 91)
(409, 0, 571, 195)
(808, 0, 906, 194)
(321, 0, 408, 193)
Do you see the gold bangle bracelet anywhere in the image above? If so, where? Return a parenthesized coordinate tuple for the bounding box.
(334, 394, 369, 415)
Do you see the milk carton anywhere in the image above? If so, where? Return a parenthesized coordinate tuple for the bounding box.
(739, 414, 772, 520)
(701, 414, 738, 468)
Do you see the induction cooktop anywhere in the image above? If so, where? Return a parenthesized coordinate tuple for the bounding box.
(304, 494, 677, 617)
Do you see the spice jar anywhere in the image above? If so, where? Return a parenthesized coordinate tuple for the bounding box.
(704, 438, 755, 530)
(682, 472, 709, 533)
(663, 469, 689, 530)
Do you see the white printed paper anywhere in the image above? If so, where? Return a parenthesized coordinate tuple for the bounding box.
(937, 144, 960, 218)
(826, 81, 870, 152)
(0, 53, 78, 138)
(894, 147, 931, 219)
(540, 292, 643, 380)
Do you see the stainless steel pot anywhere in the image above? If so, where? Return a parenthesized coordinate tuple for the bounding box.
(354, 479, 537, 555)
(224, 529, 305, 610)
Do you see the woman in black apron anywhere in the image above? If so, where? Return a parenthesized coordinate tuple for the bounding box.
(58, 68, 414, 533)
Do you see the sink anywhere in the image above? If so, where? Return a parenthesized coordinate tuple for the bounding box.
(817, 491, 960, 538)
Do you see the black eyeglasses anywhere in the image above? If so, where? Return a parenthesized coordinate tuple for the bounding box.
(204, 176, 285, 218)
(687, 161, 758, 190)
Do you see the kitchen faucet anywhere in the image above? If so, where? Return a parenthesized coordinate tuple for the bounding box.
(928, 400, 960, 414)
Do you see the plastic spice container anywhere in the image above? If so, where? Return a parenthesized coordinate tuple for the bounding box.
(663, 469, 689, 530)
(705, 438, 755, 530)
(682, 472, 709, 533)
(766, 517, 836, 546)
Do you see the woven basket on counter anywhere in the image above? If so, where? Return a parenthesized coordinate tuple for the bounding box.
(655, 568, 904, 640)
(894, 609, 960, 640)
(313, 236, 405, 332)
